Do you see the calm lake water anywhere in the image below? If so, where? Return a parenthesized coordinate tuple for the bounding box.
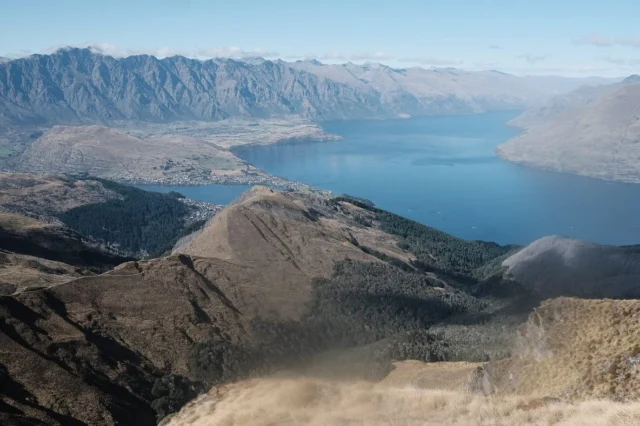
(136, 183, 253, 205)
(142, 111, 640, 246)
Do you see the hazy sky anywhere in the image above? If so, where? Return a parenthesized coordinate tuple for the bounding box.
(1, 0, 639, 77)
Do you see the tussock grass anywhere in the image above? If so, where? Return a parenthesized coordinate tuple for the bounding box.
(166, 377, 640, 426)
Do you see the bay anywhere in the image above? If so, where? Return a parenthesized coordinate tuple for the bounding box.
(236, 111, 640, 246)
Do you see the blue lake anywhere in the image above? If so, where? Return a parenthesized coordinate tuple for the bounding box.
(136, 184, 254, 205)
(141, 111, 640, 246)
(240, 111, 640, 246)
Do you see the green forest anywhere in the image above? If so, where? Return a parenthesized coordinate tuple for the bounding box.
(332, 196, 519, 277)
(59, 179, 193, 257)
(188, 258, 526, 389)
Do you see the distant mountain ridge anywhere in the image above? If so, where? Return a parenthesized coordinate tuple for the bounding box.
(0, 48, 615, 127)
(498, 77, 640, 182)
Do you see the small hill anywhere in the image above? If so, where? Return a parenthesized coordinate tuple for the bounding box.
(500, 235, 640, 298)
(174, 186, 413, 320)
(497, 78, 640, 183)
(13, 125, 253, 184)
(0, 173, 214, 258)
(0, 172, 119, 219)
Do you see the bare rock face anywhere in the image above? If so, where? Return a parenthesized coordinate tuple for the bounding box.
(498, 78, 640, 183)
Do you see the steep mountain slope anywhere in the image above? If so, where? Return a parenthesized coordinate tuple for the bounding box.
(0, 48, 614, 128)
(497, 77, 640, 182)
(509, 75, 640, 130)
(508, 84, 618, 129)
(0, 48, 382, 125)
(0, 255, 246, 425)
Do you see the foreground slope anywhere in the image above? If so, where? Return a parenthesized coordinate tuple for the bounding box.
(166, 297, 640, 426)
(498, 76, 640, 182)
(2, 185, 639, 425)
(0, 187, 437, 424)
(0, 255, 246, 425)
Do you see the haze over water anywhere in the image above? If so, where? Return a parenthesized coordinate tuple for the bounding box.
(238, 111, 640, 246)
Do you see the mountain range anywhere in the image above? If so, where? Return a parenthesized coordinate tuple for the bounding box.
(0, 48, 615, 128)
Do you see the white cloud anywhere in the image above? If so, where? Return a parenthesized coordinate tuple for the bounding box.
(575, 34, 640, 48)
(617, 37, 640, 48)
(399, 56, 463, 66)
(574, 34, 613, 47)
(318, 52, 394, 61)
(196, 46, 279, 58)
(487, 45, 502, 50)
(518, 53, 550, 65)
(601, 55, 640, 66)
(41, 43, 279, 59)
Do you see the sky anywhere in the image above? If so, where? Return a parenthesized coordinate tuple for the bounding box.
(1, 0, 640, 77)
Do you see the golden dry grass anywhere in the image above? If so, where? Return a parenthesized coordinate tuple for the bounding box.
(492, 298, 640, 401)
(166, 297, 640, 426)
(166, 377, 640, 426)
